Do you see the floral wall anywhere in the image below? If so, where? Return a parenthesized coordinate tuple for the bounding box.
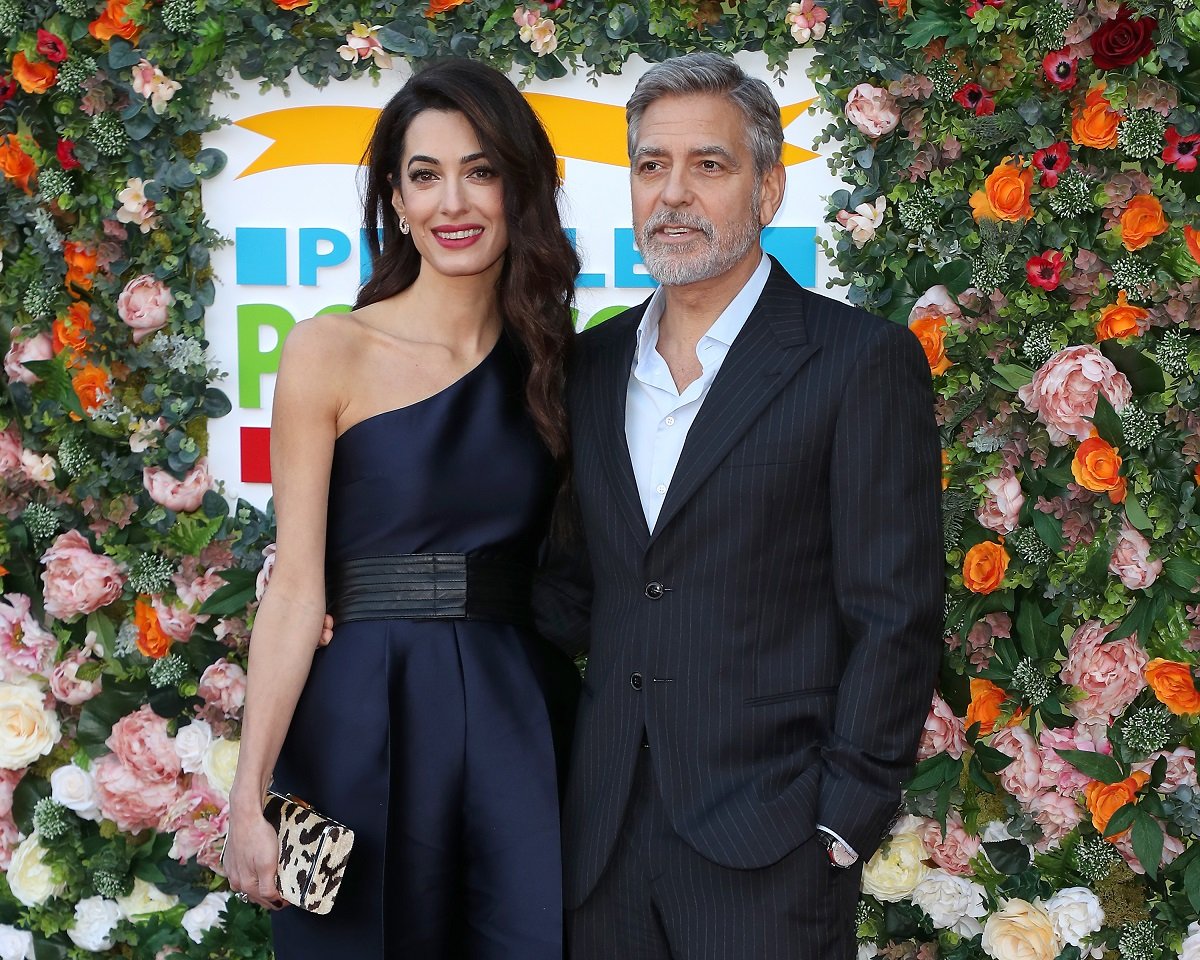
(0, 0, 1197, 958)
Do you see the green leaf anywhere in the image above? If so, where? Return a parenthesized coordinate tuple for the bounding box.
(1054, 748, 1127, 784)
(905, 753, 961, 792)
(1031, 510, 1065, 554)
(1124, 494, 1152, 533)
(1099, 341, 1166, 395)
(197, 579, 257, 617)
(901, 11, 954, 48)
(605, 3, 640, 39)
(1103, 802, 1138, 838)
(973, 742, 1015, 773)
(1163, 556, 1200, 592)
(968, 752, 996, 793)
(24, 358, 86, 419)
(992, 363, 1035, 392)
(1090, 393, 1123, 447)
(77, 687, 146, 755)
(86, 611, 117, 655)
(33, 940, 68, 960)
(107, 37, 143, 69)
(1186, 855, 1200, 914)
(938, 261, 972, 296)
(194, 148, 227, 179)
(12, 777, 51, 834)
(983, 839, 1030, 874)
(1131, 810, 1163, 881)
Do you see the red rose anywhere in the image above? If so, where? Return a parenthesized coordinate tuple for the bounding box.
(953, 83, 996, 116)
(1090, 5, 1156, 69)
(36, 29, 68, 64)
(1042, 48, 1078, 91)
(1032, 141, 1070, 187)
(1026, 251, 1066, 291)
(0, 75, 15, 105)
(1164, 126, 1200, 173)
(56, 138, 80, 171)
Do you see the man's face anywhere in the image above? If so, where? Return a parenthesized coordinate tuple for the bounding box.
(630, 92, 781, 287)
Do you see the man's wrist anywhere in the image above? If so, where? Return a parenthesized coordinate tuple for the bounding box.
(817, 825, 859, 868)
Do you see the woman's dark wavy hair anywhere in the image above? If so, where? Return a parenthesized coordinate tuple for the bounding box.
(356, 58, 579, 463)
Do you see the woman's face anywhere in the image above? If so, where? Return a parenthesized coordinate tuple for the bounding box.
(391, 109, 508, 281)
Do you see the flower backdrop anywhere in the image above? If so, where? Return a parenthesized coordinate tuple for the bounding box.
(0, 0, 1198, 957)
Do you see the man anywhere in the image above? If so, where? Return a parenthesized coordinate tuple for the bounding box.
(535, 52, 944, 959)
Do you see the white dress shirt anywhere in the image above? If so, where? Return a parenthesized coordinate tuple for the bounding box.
(622, 252, 859, 863)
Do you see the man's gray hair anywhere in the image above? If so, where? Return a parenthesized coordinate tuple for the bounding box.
(626, 52, 784, 178)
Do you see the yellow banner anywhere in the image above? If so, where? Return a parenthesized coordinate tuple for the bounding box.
(232, 95, 819, 179)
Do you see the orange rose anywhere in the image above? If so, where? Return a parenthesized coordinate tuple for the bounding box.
(11, 52, 57, 94)
(0, 134, 37, 194)
(962, 540, 1009, 594)
(53, 302, 94, 361)
(972, 157, 1033, 222)
(909, 314, 952, 375)
(1186, 225, 1200, 266)
(134, 597, 171, 659)
(884, 0, 908, 14)
(941, 449, 950, 491)
(1071, 435, 1127, 504)
(89, 0, 140, 42)
(1095, 291, 1148, 341)
(427, 0, 470, 13)
(1085, 771, 1149, 837)
(965, 677, 1020, 736)
(1072, 84, 1122, 149)
(71, 363, 111, 415)
(1145, 658, 1200, 715)
(63, 242, 98, 298)
(1120, 194, 1168, 251)
(272, 0, 311, 7)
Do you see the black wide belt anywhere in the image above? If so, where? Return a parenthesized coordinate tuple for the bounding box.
(328, 552, 533, 627)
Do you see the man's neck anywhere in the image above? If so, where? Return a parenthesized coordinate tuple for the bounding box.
(658, 246, 763, 345)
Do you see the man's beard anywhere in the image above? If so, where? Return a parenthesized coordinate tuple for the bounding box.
(637, 206, 761, 287)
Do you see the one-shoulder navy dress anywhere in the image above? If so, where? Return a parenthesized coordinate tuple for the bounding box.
(271, 336, 576, 959)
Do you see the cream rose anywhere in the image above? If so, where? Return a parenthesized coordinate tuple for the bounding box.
(181, 891, 231, 944)
(0, 681, 60, 769)
(202, 737, 239, 798)
(981, 898, 1060, 960)
(50, 763, 101, 821)
(910, 869, 988, 937)
(1045, 887, 1104, 949)
(67, 896, 123, 952)
(0, 923, 33, 960)
(117, 877, 179, 918)
(7, 833, 64, 906)
(860, 830, 929, 901)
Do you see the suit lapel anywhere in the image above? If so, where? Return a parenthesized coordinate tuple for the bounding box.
(589, 308, 651, 546)
(648, 263, 820, 544)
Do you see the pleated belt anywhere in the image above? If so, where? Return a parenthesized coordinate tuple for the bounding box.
(328, 551, 533, 627)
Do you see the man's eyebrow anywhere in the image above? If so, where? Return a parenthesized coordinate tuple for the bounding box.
(632, 146, 669, 161)
(690, 145, 739, 165)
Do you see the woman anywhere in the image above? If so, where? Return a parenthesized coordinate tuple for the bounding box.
(224, 59, 580, 959)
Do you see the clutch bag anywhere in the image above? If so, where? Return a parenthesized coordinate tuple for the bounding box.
(262, 789, 355, 915)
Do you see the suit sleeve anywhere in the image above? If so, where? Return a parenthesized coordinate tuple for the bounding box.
(816, 320, 944, 860)
(533, 483, 594, 659)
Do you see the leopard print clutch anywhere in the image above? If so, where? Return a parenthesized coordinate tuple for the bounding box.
(263, 790, 355, 915)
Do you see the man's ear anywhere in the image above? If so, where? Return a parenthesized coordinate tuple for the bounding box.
(757, 161, 786, 227)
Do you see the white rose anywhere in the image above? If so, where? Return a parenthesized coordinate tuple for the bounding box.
(982, 820, 1020, 843)
(982, 898, 1060, 960)
(181, 891, 230, 944)
(911, 869, 989, 937)
(0, 923, 33, 960)
(857, 944, 879, 960)
(174, 719, 213, 775)
(0, 681, 61, 769)
(50, 763, 101, 821)
(860, 831, 929, 902)
(116, 878, 178, 918)
(67, 896, 123, 951)
(1045, 887, 1104, 948)
(7, 834, 64, 907)
(1181, 922, 1200, 960)
(202, 737, 239, 798)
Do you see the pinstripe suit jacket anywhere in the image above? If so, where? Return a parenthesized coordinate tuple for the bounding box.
(536, 258, 944, 910)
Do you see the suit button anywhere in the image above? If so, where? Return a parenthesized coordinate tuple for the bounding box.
(630, 672, 644, 690)
(644, 581, 664, 600)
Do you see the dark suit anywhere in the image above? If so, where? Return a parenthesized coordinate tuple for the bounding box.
(536, 259, 943, 958)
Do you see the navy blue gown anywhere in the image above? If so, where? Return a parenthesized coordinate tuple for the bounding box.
(271, 336, 576, 959)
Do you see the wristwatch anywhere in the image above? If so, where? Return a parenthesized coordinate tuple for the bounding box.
(819, 831, 859, 868)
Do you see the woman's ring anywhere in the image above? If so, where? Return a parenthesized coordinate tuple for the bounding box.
(235, 892, 250, 903)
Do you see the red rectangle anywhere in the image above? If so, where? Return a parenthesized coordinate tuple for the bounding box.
(241, 426, 272, 484)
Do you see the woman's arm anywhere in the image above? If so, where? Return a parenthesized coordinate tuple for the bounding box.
(224, 317, 342, 908)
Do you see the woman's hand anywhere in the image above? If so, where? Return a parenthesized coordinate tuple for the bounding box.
(225, 804, 287, 911)
(319, 614, 335, 647)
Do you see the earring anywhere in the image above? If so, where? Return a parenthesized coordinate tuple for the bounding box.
(399, 217, 410, 235)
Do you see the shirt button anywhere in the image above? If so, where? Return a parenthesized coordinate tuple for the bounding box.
(655, 483, 667, 495)
(664, 416, 675, 426)
(630, 672, 644, 691)
(645, 581, 665, 600)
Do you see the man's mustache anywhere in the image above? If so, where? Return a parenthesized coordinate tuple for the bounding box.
(639, 210, 715, 247)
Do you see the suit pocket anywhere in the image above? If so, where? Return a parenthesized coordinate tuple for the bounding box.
(743, 685, 837, 706)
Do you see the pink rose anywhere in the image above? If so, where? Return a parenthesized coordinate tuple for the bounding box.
(1060, 619, 1148, 723)
(0, 424, 23, 478)
(992, 725, 1043, 804)
(920, 814, 980, 875)
(50, 650, 103, 705)
(255, 543, 277, 602)
(917, 691, 966, 761)
(845, 83, 900, 138)
(1135, 747, 1196, 793)
(198, 661, 246, 720)
(0, 813, 19, 869)
(0, 768, 22, 819)
(1109, 521, 1162, 590)
(0, 593, 58, 679)
(178, 569, 223, 612)
(1018, 345, 1132, 445)
(152, 597, 196, 643)
(106, 704, 181, 783)
(1029, 790, 1083, 850)
(117, 275, 174, 343)
(93, 753, 180, 833)
(977, 469, 1025, 536)
(1112, 823, 1184, 875)
(908, 285, 963, 326)
(1037, 724, 1110, 796)
(165, 775, 228, 870)
(3, 329, 53, 386)
(143, 458, 213, 513)
(40, 530, 125, 620)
